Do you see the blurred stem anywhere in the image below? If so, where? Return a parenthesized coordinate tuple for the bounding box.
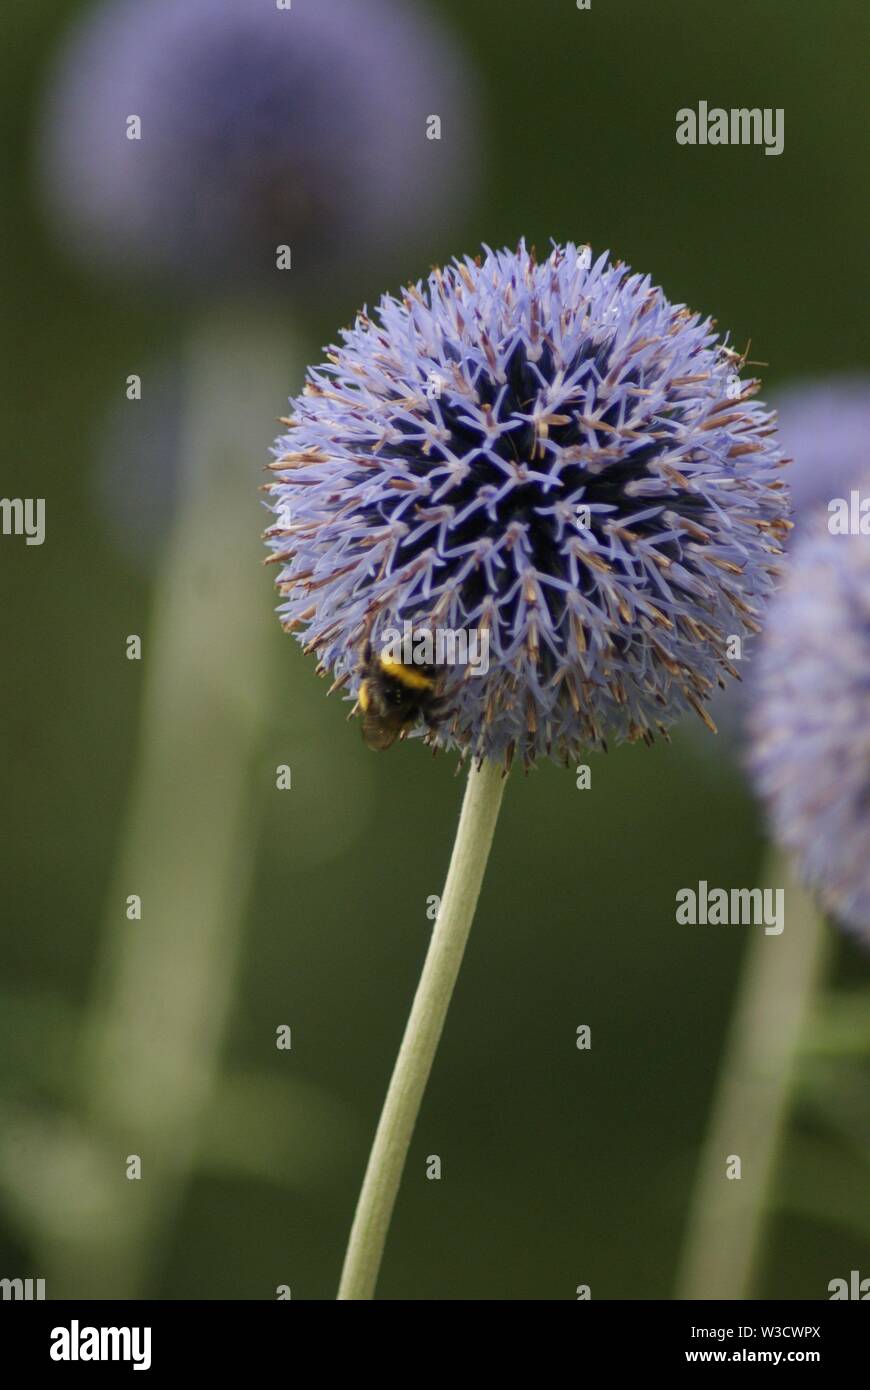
(42, 306, 293, 1297)
(338, 757, 507, 1300)
(676, 849, 830, 1300)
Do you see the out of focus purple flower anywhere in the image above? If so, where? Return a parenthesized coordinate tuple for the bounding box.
(749, 523, 870, 940)
(702, 374, 870, 747)
(266, 242, 790, 768)
(39, 0, 474, 293)
(775, 376, 870, 536)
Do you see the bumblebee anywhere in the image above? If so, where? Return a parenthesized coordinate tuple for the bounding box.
(357, 641, 448, 750)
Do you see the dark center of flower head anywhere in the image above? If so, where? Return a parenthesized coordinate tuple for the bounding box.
(268, 244, 789, 766)
(384, 334, 709, 627)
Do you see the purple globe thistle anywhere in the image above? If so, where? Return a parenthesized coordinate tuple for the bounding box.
(266, 242, 790, 768)
(774, 375, 870, 537)
(39, 0, 473, 291)
(748, 523, 870, 939)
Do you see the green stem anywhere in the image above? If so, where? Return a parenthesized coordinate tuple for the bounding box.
(676, 850, 829, 1300)
(42, 307, 295, 1296)
(338, 756, 507, 1300)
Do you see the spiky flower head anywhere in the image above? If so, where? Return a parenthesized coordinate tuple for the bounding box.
(266, 242, 790, 768)
(40, 0, 471, 292)
(748, 523, 870, 939)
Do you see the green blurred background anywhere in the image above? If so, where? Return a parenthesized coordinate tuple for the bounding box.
(1, 0, 868, 1299)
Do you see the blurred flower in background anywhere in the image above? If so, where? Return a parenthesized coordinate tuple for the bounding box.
(694, 374, 870, 750)
(39, 0, 476, 296)
(776, 376, 870, 537)
(50, 0, 480, 576)
(749, 522, 870, 941)
(677, 388, 870, 1299)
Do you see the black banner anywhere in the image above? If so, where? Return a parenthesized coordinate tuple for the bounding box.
(1, 1299, 865, 1374)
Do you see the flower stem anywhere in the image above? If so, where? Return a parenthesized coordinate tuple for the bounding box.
(41, 307, 295, 1296)
(338, 756, 507, 1300)
(676, 850, 829, 1299)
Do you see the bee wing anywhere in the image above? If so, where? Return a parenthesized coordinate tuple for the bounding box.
(361, 713, 401, 751)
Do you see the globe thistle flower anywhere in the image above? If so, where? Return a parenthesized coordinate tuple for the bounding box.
(748, 523, 870, 940)
(266, 242, 790, 768)
(775, 375, 870, 536)
(39, 0, 472, 291)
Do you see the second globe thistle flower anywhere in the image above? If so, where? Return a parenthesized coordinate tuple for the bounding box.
(268, 243, 790, 765)
(41, 0, 472, 294)
(775, 375, 870, 537)
(749, 524, 870, 939)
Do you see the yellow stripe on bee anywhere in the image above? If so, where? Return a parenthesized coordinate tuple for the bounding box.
(358, 679, 371, 711)
(379, 657, 435, 692)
